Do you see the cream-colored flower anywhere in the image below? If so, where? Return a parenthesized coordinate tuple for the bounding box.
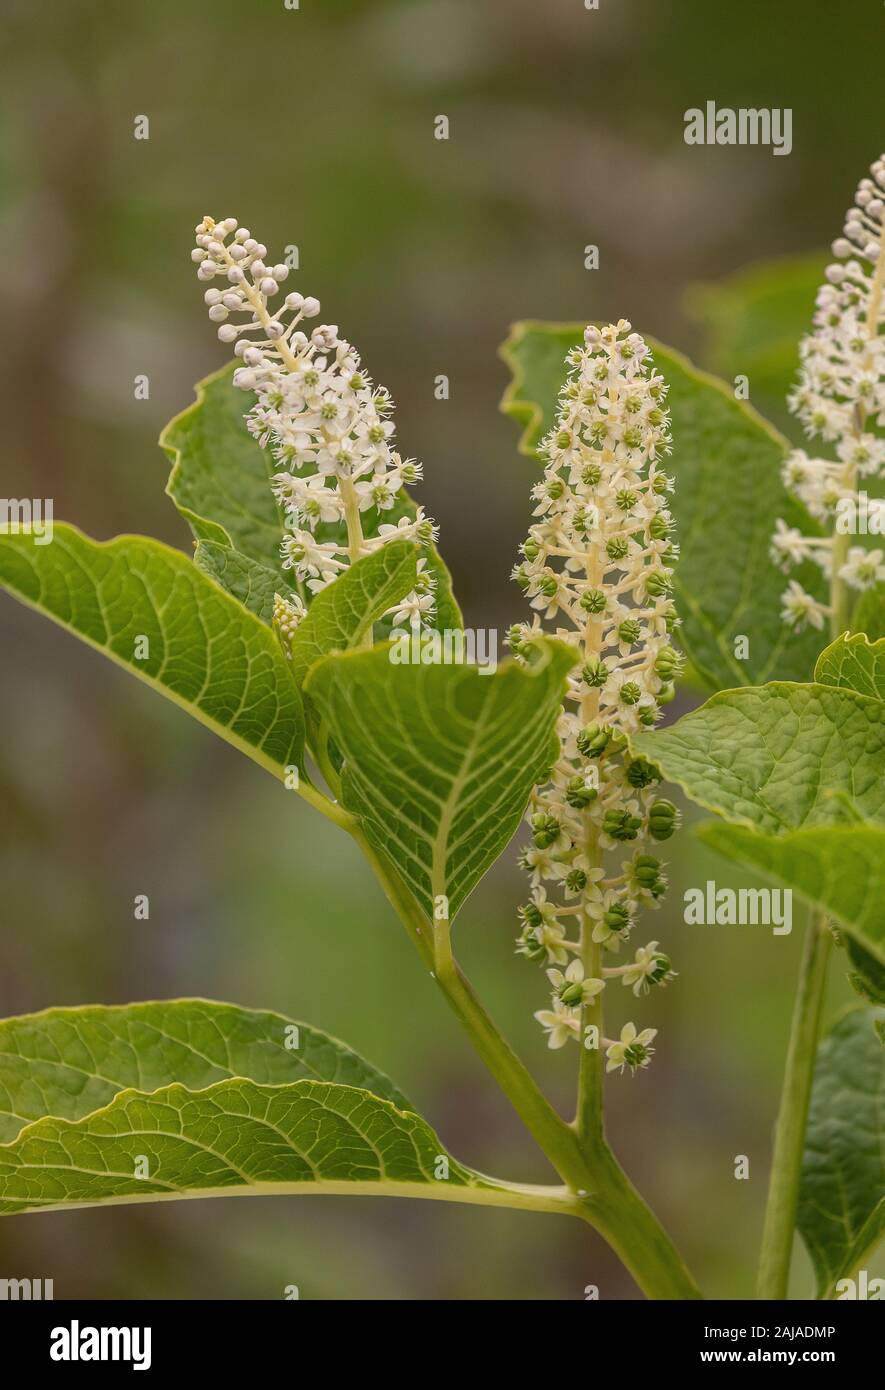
(534, 999, 581, 1050)
(605, 1022, 657, 1074)
(546, 959, 605, 1009)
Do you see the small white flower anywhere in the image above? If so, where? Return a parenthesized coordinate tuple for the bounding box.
(605, 1022, 657, 1074)
(534, 999, 582, 1049)
(281, 532, 347, 585)
(620, 942, 675, 997)
(386, 590, 435, 629)
(780, 579, 830, 631)
(545, 959, 605, 1008)
(770, 518, 810, 571)
(520, 844, 559, 886)
(518, 914, 570, 966)
(838, 546, 885, 591)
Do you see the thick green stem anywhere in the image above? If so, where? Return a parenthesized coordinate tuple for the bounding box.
(580, 1146, 703, 1300)
(756, 914, 832, 1299)
(353, 823, 702, 1298)
(434, 953, 594, 1189)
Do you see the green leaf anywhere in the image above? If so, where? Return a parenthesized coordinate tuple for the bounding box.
(0, 1078, 486, 1216)
(289, 541, 418, 691)
(499, 322, 824, 691)
(194, 541, 287, 626)
(0, 524, 304, 777)
(633, 682, 885, 832)
(798, 1008, 885, 1297)
(852, 586, 885, 641)
(698, 822, 885, 966)
(0, 1000, 410, 1144)
(306, 640, 576, 921)
(161, 364, 288, 575)
(161, 364, 462, 630)
(816, 632, 885, 701)
(684, 251, 828, 431)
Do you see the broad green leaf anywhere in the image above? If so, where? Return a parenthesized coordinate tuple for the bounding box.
(161, 364, 462, 630)
(0, 1078, 485, 1216)
(0, 524, 304, 777)
(798, 1009, 885, 1297)
(684, 251, 828, 431)
(194, 541, 287, 626)
(815, 632, 885, 701)
(0, 1000, 409, 1144)
(698, 823, 885, 966)
(161, 363, 286, 572)
(306, 640, 576, 921)
(852, 586, 885, 641)
(633, 683, 885, 833)
(499, 322, 824, 691)
(289, 541, 418, 690)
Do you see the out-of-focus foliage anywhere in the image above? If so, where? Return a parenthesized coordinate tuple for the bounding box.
(685, 254, 828, 433)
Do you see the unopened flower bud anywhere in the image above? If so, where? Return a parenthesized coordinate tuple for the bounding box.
(603, 809, 643, 841)
(565, 776, 598, 809)
(626, 758, 658, 789)
(576, 722, 609, 758)
(648, 799, 679, 841)
(530, 813, 561, 848)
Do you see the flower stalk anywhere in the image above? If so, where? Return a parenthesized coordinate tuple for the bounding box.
(773, 155, 885, 633)
(192, 215, 437, 630)
(510, 321, 681, 1087)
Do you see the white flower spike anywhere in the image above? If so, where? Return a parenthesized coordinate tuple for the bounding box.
(773, 156, 885, 629)
(511, 320, 680, 1071)
(192, 215, 436, 625)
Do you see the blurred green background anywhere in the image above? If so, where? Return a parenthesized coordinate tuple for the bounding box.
(1, 0, 882, 1300)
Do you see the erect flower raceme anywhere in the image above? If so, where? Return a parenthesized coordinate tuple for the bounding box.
(510, 320, 681, 1073)
(772, 155, 885, 631)
(192, 215, 438, 634)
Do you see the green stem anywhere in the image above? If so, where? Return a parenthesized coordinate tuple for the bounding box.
(580, 1146, 703, 1300)
(830, 529, 852, 638)
(756, 913, 832, 1299)
(354, 824, 702, 1299)
(756, 496, 850, 1300)
(434, 952, 594, 1190)
(577, 934, 604, 1146)
(291, 772, 354, 831)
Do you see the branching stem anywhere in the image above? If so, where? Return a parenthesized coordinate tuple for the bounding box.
(351, 820, 702, 1299)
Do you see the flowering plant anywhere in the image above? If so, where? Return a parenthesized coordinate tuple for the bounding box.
(0, 164, 882, 1302)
